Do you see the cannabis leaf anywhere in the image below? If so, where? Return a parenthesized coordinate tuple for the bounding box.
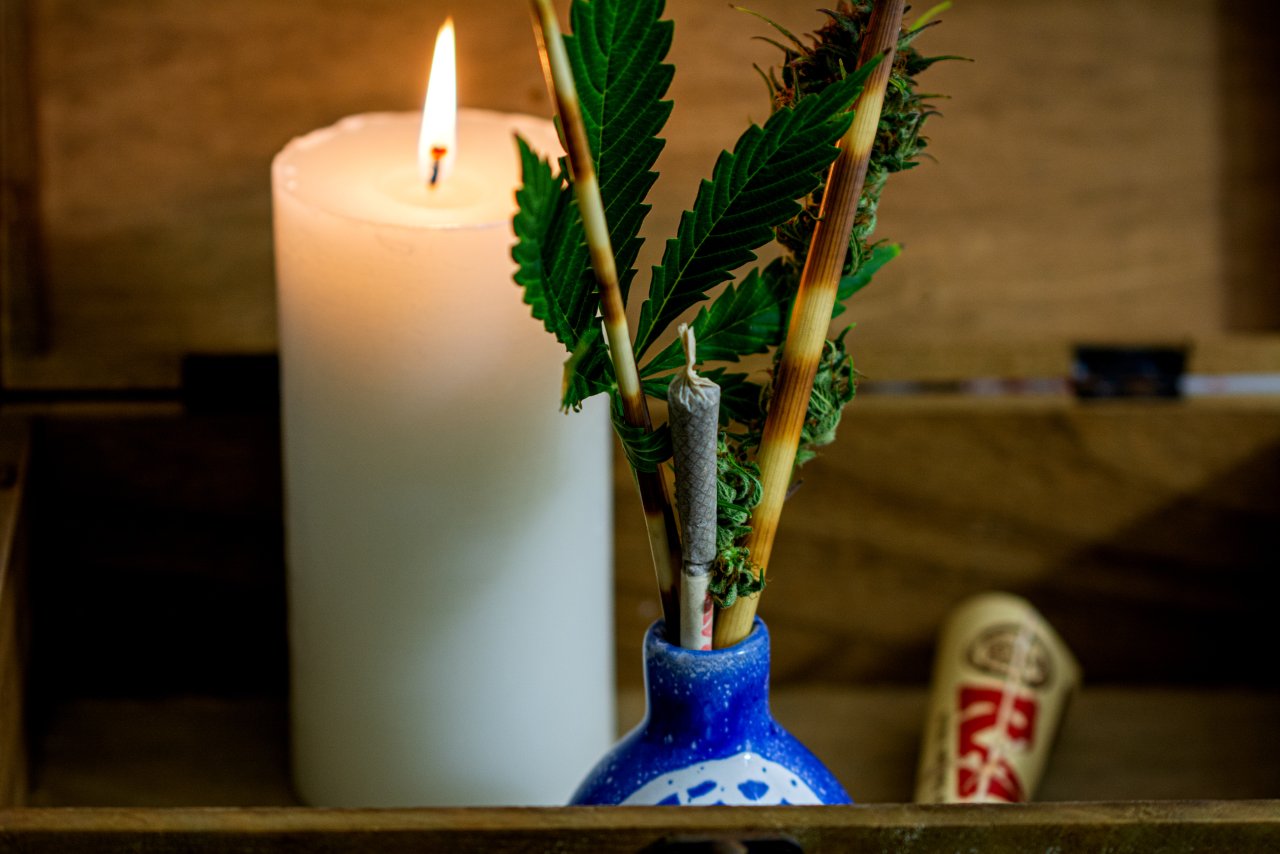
(639, 267, 788, 377)
(632, 59, 879, 360)
(566, 0, 674, 302)
(710, 370, 765, 426)
(515, 0, 676, 409)
(612, 410, 673, 472)
(561, 325, 614, 411)
(643, 366, 764, 428)
(638, 239, 899, 379)
(512, 140, 597, 350)
(832, 241, 900, 317)
(765, 1, 956, 282)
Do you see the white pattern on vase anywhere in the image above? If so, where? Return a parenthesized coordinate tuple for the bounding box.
(620, 753, 823, 805)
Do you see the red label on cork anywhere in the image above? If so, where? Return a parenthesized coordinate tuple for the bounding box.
(955, 684, 1039, 803)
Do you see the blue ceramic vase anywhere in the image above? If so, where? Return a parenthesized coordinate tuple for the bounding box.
(569, 618, 851, 805)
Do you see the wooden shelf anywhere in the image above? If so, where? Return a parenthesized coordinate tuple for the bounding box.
(1, 801, 1278, 853)
(20, 686, 1280, 809)
(3, 390, 1278, 848)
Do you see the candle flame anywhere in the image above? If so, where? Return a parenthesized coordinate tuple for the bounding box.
(419, 18, 457, 188)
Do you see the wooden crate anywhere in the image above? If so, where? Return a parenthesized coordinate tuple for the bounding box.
(1, 397, 1278, 848)
(2, 0, 1280, 848)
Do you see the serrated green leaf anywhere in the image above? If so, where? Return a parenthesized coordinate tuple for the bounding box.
(632, 59, 879, 360)
(707, 370, 765, 426)
(611, 408, 673, 473)
(831, 242, 901, 317)
(512, 137, 598, 350)
(764, 3, 948, 291)
(561, 325, 615, 410)
(638, 239, 896, 381)
(565, 0, 674, 302)
(644, 366, 763, 428)
(732, 5, 806, 51)
(640, 375, 671, 401)
(640, 267, 789, 377)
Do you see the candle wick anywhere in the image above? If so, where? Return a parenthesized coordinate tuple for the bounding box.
(429, 146, 448, 188)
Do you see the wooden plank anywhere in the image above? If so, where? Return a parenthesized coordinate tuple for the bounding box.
(8, 0, 1278, 388)
(27, 410, 285, 699)
(19, 392, 1280, 697)
(620, 685, 1280, 805)
(26, 698, 295, 808)
(657, 0, 1235, 346)
(851, 336, 1280, 383)
(634, 335, 1280, 386)
(615, 397, 1280, 687)
(0, 418, 31, 807)
(1, 801, 1278, 853)
(13, 0, 558, 389)
(1217, 0, 1280, 330)
(0, 0, 49, 368)
(24, 688, 1280, 807)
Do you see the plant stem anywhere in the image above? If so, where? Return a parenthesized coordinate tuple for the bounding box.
(530, 0, 681, 631)
(713, 0, 906, 649)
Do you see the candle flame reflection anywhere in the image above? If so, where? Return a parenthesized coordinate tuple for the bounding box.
(419, 18, 457, 188)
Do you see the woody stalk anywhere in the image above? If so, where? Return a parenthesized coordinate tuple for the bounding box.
(714, 0, 907, 648)
(529, 0, 682, 631)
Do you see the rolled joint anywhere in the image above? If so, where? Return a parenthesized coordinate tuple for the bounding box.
(679, 569, 714, 651)
(683, 561, 712, 578)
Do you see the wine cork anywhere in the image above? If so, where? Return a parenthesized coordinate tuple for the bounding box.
(914, 593, 1081, 803)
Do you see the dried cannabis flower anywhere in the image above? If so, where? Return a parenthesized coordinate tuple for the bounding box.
(760, 1, 954, 278)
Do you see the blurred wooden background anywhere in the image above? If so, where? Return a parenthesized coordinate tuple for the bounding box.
(5, 0, 1279, 390)
(2, 0, 1279, 701)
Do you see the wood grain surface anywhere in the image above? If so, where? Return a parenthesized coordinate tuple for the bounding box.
(0, 419, 30, 807)
(21, 687, 1280, 807)
(1217, 0, 1280, 329)
(3, 388, 1280, 829)
(26, 409, 287, 699)
(0, 0, 48, 364)
(2, 800, 1279, 853)
(16, 393, 1280, 697)
(5, 0, 1278, 388)
(616, 396, 1280, 688)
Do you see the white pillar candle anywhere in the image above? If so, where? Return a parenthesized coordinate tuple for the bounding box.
(272, 108, 613, 807)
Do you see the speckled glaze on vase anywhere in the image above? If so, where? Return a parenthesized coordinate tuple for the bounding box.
(569, 618, 850, 805)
